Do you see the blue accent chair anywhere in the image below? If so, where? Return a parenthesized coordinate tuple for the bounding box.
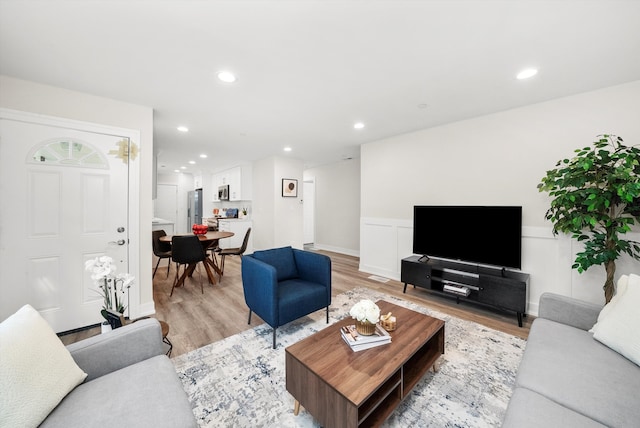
(241, 246, 332, 348)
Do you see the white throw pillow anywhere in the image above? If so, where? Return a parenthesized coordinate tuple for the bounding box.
(0, 304, 87, 427)
(592, 274, 640, 366)
(589, 274, 629, 332)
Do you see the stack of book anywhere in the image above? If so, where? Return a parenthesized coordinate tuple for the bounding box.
(443, 283, 471, 296)
(341, 324, 391, 352)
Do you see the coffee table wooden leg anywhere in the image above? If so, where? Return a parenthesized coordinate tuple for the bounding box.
(293, 400, 300, 416)
(432, 358, 441, 373)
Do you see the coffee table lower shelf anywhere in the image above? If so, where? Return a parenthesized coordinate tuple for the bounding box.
(286, 301, 445, 428)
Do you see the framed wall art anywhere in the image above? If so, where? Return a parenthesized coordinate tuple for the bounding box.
(282, 178, 298, 197)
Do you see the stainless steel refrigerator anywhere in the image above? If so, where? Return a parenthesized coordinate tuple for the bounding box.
(187, 189, 202, 228)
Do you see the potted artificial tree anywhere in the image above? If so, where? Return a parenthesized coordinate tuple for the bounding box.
(538, 134, 640, 303)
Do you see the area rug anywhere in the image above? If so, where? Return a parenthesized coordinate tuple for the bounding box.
(172, 287, 526, 427)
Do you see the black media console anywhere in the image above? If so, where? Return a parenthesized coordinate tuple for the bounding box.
(401, 255, 530, 327)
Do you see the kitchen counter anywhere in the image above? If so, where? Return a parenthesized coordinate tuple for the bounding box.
(218, 218, 252, 253)
(152, 218, 174, 235)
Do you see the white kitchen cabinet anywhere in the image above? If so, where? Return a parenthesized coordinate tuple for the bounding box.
(212, 174, 220, 202)
(211, 164, 252, 202)
(227, 167, 242, 200)
(218, 219, 252, 254)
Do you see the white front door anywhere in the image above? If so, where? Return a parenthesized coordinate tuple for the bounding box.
(0, 111, 136, 332)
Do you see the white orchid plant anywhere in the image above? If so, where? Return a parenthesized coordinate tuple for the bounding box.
(349, 299, 381, 324)
(85, 256, 134, 319)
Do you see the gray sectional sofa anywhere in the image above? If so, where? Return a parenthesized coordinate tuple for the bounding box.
(41, 318, 197, 427)
(502, 293, 640, 427)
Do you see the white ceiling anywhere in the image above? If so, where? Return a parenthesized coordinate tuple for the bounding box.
(1, 1, 639, 174)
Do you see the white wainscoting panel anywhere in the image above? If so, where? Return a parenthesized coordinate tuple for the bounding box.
(360, 218, 409, 279)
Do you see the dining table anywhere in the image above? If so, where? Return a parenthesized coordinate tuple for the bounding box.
(160, 230, 234, 287)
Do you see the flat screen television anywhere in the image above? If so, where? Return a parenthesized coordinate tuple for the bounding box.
(413, 205, 522, 269)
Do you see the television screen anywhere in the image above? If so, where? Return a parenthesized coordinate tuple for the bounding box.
(412, 206, 522, 269)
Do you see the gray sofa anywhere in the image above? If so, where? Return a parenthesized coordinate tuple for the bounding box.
(502, 293, 640, 427)
(41, 318, 197, 427)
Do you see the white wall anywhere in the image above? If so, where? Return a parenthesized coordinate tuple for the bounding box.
(360, 80, 640, 315)
(274, 157, 304, 249)
(0, 75, 155, 317)
(252, 156, 304, 250)
(304, 158, 361, 256)
(251, 157, 276, 251)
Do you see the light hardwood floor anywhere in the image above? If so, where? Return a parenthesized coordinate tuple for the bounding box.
(60, 250, 532, 357)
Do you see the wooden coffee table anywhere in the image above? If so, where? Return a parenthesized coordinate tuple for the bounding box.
(285, 300, 445, 428)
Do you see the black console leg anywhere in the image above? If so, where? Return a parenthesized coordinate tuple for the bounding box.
(517, 312, 523, 327)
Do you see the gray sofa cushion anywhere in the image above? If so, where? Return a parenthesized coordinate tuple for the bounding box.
(67, 318, 163, 382)
(502, 388, 606, 428)
(515, 318, 640, 428)
(41, 355, 197, 428)
(538, 292, 602, 330)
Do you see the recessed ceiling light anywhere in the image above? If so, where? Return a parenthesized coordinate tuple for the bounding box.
(180, 166, 186, 170)
(284, 147, 292, 152)
(517, 68, 538, 80)
(174, 169, 180, 173)
(354, 122, 365, 129)
(177, 126, 189, 132)
(199, 154, 208, 159)
(217, 71, 237, 83)
(188, 160, 196, 164)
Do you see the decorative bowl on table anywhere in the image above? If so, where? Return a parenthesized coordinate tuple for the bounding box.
(192, 224, 208, 235)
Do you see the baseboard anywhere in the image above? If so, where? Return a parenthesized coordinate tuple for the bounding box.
(358, 264, 401, 282)
(311, 243, 359, 258)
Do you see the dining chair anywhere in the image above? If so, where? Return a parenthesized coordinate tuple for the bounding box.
(218, 227, 251, 276)
(170, 235, 207, 296)
(205, 240, 220, 268)
(152, 230, 172, 278)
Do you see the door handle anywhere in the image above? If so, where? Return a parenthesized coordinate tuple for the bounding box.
(108, 239, 126, 246)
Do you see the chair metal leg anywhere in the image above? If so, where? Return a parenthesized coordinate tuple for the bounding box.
(163, 335, 173, 357)
(170, 263, 180, 297)
(248, 310, 252, 324)
(153, 258, 161, 278)
(326, 306, 329, 323)
(169, 263, 180, 297)
(273, 327, 277, 349)
(166, 260, 171, 278)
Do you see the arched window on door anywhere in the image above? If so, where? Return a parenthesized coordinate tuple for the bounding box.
(26, 138, 109, 169)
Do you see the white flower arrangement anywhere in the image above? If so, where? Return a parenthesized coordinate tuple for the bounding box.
(349, 299, 381, 324)
(85, 256, 134, 317)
